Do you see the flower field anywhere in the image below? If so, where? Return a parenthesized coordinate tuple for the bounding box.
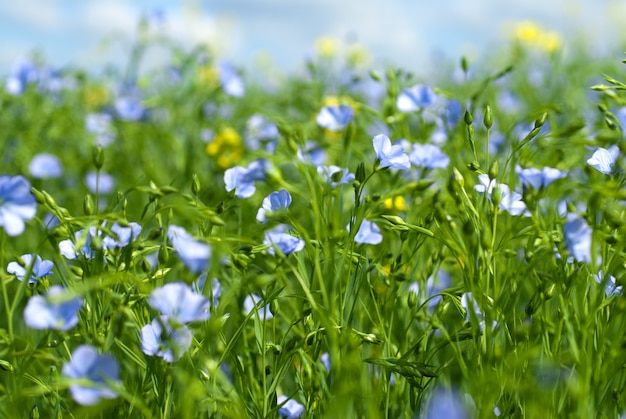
(2, 19, 626, 418)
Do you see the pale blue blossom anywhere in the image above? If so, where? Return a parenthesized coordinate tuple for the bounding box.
(62, 345, 120, 405)
(316, 105, 353, 131)
(218, 61, 245, 97)
(115, 96, 144, 121)
(193, 273, 221, 309)
(101, 222, 142, 249)
(257, 190, 292, 223)
(141, 315, 193, 362)
(563, 214, 592, 263)
(224, 159, 268, 198)
(409, 143, 449, 169)
(29, 154, 63, 178)
(474, 174, 528, 216)
(352, 219, 383, 245)
(23, 285, 83, 331)
(148, 282, 210, 323)
(297, 141, 327, 166)
(85, 171, 115, 194)
(168, 225, 212, 273)
(396, 84, 437, 113)
(243, 293, 273, 320)
(593, 271, 622, 297)
(278, 395, 305, 418)
(373, 135, 410, 170)
(86, 113, 115, 146)
(245, 114, 279, 152)
(0, 175, 37, 236)
(7, 254, 53, 284)
(264, 225, 305, 256)
(59, 228, 98, 260)
(425, 387, 468, 419)
(587, 146, 619, 175)
(515, 165, 566, 189)
(317, 165, 355, 187)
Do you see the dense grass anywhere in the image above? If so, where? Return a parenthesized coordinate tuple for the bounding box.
(2, 22, 626, 418)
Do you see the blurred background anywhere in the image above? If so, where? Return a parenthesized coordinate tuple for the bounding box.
(1, 0, 625, 75)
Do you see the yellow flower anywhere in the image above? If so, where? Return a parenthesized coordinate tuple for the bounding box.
(195, 64, 219, 88)
(83, 86, 109, 108)
(314, 36, 340, 57)
(346, 44, 371, 68)
(513, 21, 562, 53)
(384, 196, 407, 211)
(206, 127, 244, 169)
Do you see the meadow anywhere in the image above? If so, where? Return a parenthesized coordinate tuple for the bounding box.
(2, 19, 626, 418)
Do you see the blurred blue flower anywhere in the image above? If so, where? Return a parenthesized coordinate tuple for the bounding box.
(264, 225, 305, 256)
(320, 352, 331, 371)
(316, 105, 354, 131)
(396, 84, 437, 113)
(243, 293, 273, 320)
(149, 282, 210, 323)
(0, 175, 37, 236)
(587, 146, 619, 175)
(168, 225, 212, 274)
(23, 285, 83, 331)
(593, 271, 622, 297)
(515, 165, 567, 189)
(297, 141, 327, 166)
(224, 159, 268, 198)
(141, 315, 193, 362)
(409, 143, 449, 169)
(59, 228, 98, 260)
(352, 219, 383, 245)
(425, 387, 468, 419)
(474, 174, 528, 216)
(317, 165, 355, 187)
(115, 96, 144, 121)
(218, 61, 245, 98)
(29, 154, 63, 179)
(277, 395, 305, 418)
(257, 189, 292, 223)
(62, 345, 120, 405)
(86, 113, 115, 147)
(5, 58, 38, 95)
(373, 135, 410, 170)
(85, 171, 115, 194)
(245, 114, 279, 152)
(192, 273, 221, 309)
(7, 254, 53, 285)
(443, 99, 462, 126)
(101, 222, 142, 249)
(563, 214, 592, 263)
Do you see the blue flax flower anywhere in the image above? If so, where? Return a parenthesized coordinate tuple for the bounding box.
(245, 114, 279, 152)
(23, 285, 83, 331)
(278, 395, 305, 418)
(218, 61, 245, 98)
(474, 174, 528, 216)
(373, 135, 410, 170)
(141, 315, 193, 362)
(243, 293, 273, 320)
(168, 225, 212, 273)
(297, 141, 327, 166)
(515, 165, 566, 189)
(263, 225, 305, 256)
(593, 271, 621, 297)
(84, 171, 115, 194)
(59, 228, 98, 260)
(7, 254, 53, 284)
(396, 84, 437, 113)
(563, 214, 592, 263)
(62, 345, 120, 405)
(101, 222, 142, 249)
(317, 165, 355, 187)
(224, 159, 268, 198)
(29, 154, 63, 179)
(316, 105, 354, 131)
(409, 143, 449, 169)
(587, 146, 619, 175)
(257, 190, 292, 223)
(352, 219, 383, 245)
(148, 282, 210, 323)
(0, 175, 37, 236)
(86, 113, 115, 147)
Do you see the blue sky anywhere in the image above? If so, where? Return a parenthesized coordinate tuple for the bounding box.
(1, 0, 624, 76)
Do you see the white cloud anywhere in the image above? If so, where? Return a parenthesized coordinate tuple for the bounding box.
(4, 0, 66, 30)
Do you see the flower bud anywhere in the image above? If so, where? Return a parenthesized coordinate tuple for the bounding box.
(83, 194, 94, 216)
(488, 160, 498, 180)
(483, 105, 493, 129)
(464, 110, 473, 125)
(192, 174, 201, 196)
(93, 145, 104, 170)
(491, 184, 503, 208)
